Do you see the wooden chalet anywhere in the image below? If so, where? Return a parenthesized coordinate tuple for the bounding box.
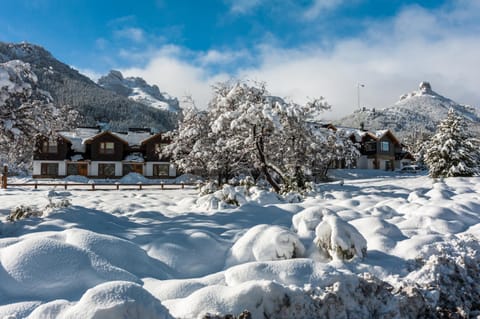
(32, 128, 175, 179)
(312, 122, 414, 171)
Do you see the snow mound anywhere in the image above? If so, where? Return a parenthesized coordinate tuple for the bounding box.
(64, 228, 173, 279)
(314, 211, 367, 260)
(0, 236, 139, 301)
(166, 271, 429, 319)
(292, 207, 324, 238)
(225, 259, 341, 288)
(147, 230, 230, 278)
(196, 185, 282, 210)
(164, 280, 306, 319)
(63, 175, 89, 183)
(119, 172, 150, 184)
(226, 224, 305, 267)
(30, 281, 174, 319)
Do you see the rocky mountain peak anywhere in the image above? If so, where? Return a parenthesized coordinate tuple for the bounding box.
(337, 82, 480, 138)
(98, 70, 181, 113)
(419, 81, 432, 94)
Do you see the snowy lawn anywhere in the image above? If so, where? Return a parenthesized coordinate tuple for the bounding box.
(1, 170, 480, 318)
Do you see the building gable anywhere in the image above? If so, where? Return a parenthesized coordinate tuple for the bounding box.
(85, 131, 128, 161)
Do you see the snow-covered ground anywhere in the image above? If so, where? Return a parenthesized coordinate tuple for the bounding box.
(1, 170, 480, 318)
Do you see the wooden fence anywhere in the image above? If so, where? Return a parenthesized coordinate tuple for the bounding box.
(1, 165, 194, 191)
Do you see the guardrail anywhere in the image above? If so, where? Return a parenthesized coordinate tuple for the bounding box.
(3, 182, 193, 191)
(1, 165, 195, 191)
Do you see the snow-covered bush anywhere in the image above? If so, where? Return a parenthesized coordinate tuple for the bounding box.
(425, 109, 480, 178)
(44, 197, 71, 214)
(406, 235, 480, 317)
(226, 224, 305, 267)
(198, 181, 219, 196)
(6, 193, 71, 221)
(314, 212, 367, 260)
(7, 205, 41, 221)
(292, 207, 325, 238)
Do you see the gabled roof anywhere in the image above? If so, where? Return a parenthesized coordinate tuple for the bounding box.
(83, 131, 129, 145)
(57, 128, 101, 153)
(140, 132, 165, 145)
(54, 128, 165, 153)
(113, 131, 153, 147)
(374, 129, 401, 145)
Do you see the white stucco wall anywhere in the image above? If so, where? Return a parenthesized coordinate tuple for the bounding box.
(32, 160, 66, 176)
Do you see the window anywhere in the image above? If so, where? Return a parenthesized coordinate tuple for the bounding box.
(365, 142, 376, 151)
(98, 163, 116, 177)
(380, 141, 390, 152)
(153, 164, 170, 177)
(99, 142, 115, 154)
(123, 164, 143, 175)
(41, 140, 58, 153)
(67, 163, 88, 176)
(41, 163, 59, 176)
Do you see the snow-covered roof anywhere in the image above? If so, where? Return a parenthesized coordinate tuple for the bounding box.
(334, 127, 375, 142)
(57, 128, 160, 152)
(113, 131, 153, 147)
(374, 130, 389, 138)
(58, 128, 100, 153)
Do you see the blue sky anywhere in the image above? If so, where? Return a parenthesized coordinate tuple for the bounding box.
(1, 0, 479, 117)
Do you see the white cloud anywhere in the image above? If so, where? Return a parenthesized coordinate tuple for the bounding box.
(304, 0, 345, 20)
(114, 27, 145, 43)
(120, 46, 230, 108)
(117, 2, 480, 119)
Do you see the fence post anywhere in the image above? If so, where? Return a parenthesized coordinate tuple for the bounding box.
(161, 182, 164, 190)
(64, 181, 68, 190)
(115, 182, 119, 190)
(138, 182, 142, 190)
(1, 165, 7, 189)
(91, 181, 95, 191)
(34, 180, 38, 190)
(181, 182, 185, 189)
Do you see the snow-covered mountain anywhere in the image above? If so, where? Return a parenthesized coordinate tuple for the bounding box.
(337, 82, 480, 137)
(0, 42, 178, 131)
(98, 70, 181, 113)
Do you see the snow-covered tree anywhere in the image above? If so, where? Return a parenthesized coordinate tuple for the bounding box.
(403, 130, 432, 165)
(168, 81, 358, 192)
(209, 81, 331, 192)
(425, 109, 480, 178)
(0, 60, 80, 172)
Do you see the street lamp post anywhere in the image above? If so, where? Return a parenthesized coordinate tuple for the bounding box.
(357, 83, 365, 110)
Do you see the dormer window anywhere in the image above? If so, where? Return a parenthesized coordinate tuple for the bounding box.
(42, 140, 58, 153)
(381, 141, 390, 152)
(99, 142, 115, 154)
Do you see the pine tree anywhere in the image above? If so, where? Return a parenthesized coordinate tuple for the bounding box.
(425, 109, 480, 178)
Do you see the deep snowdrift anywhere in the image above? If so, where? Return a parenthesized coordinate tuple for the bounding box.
(1, 171, 480, 318)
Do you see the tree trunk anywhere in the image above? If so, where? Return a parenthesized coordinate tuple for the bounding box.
(254, 129, 281, 193)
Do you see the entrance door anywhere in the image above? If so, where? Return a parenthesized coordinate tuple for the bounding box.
(133, 164, 143, 174)
(78, 164, 88, 176)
